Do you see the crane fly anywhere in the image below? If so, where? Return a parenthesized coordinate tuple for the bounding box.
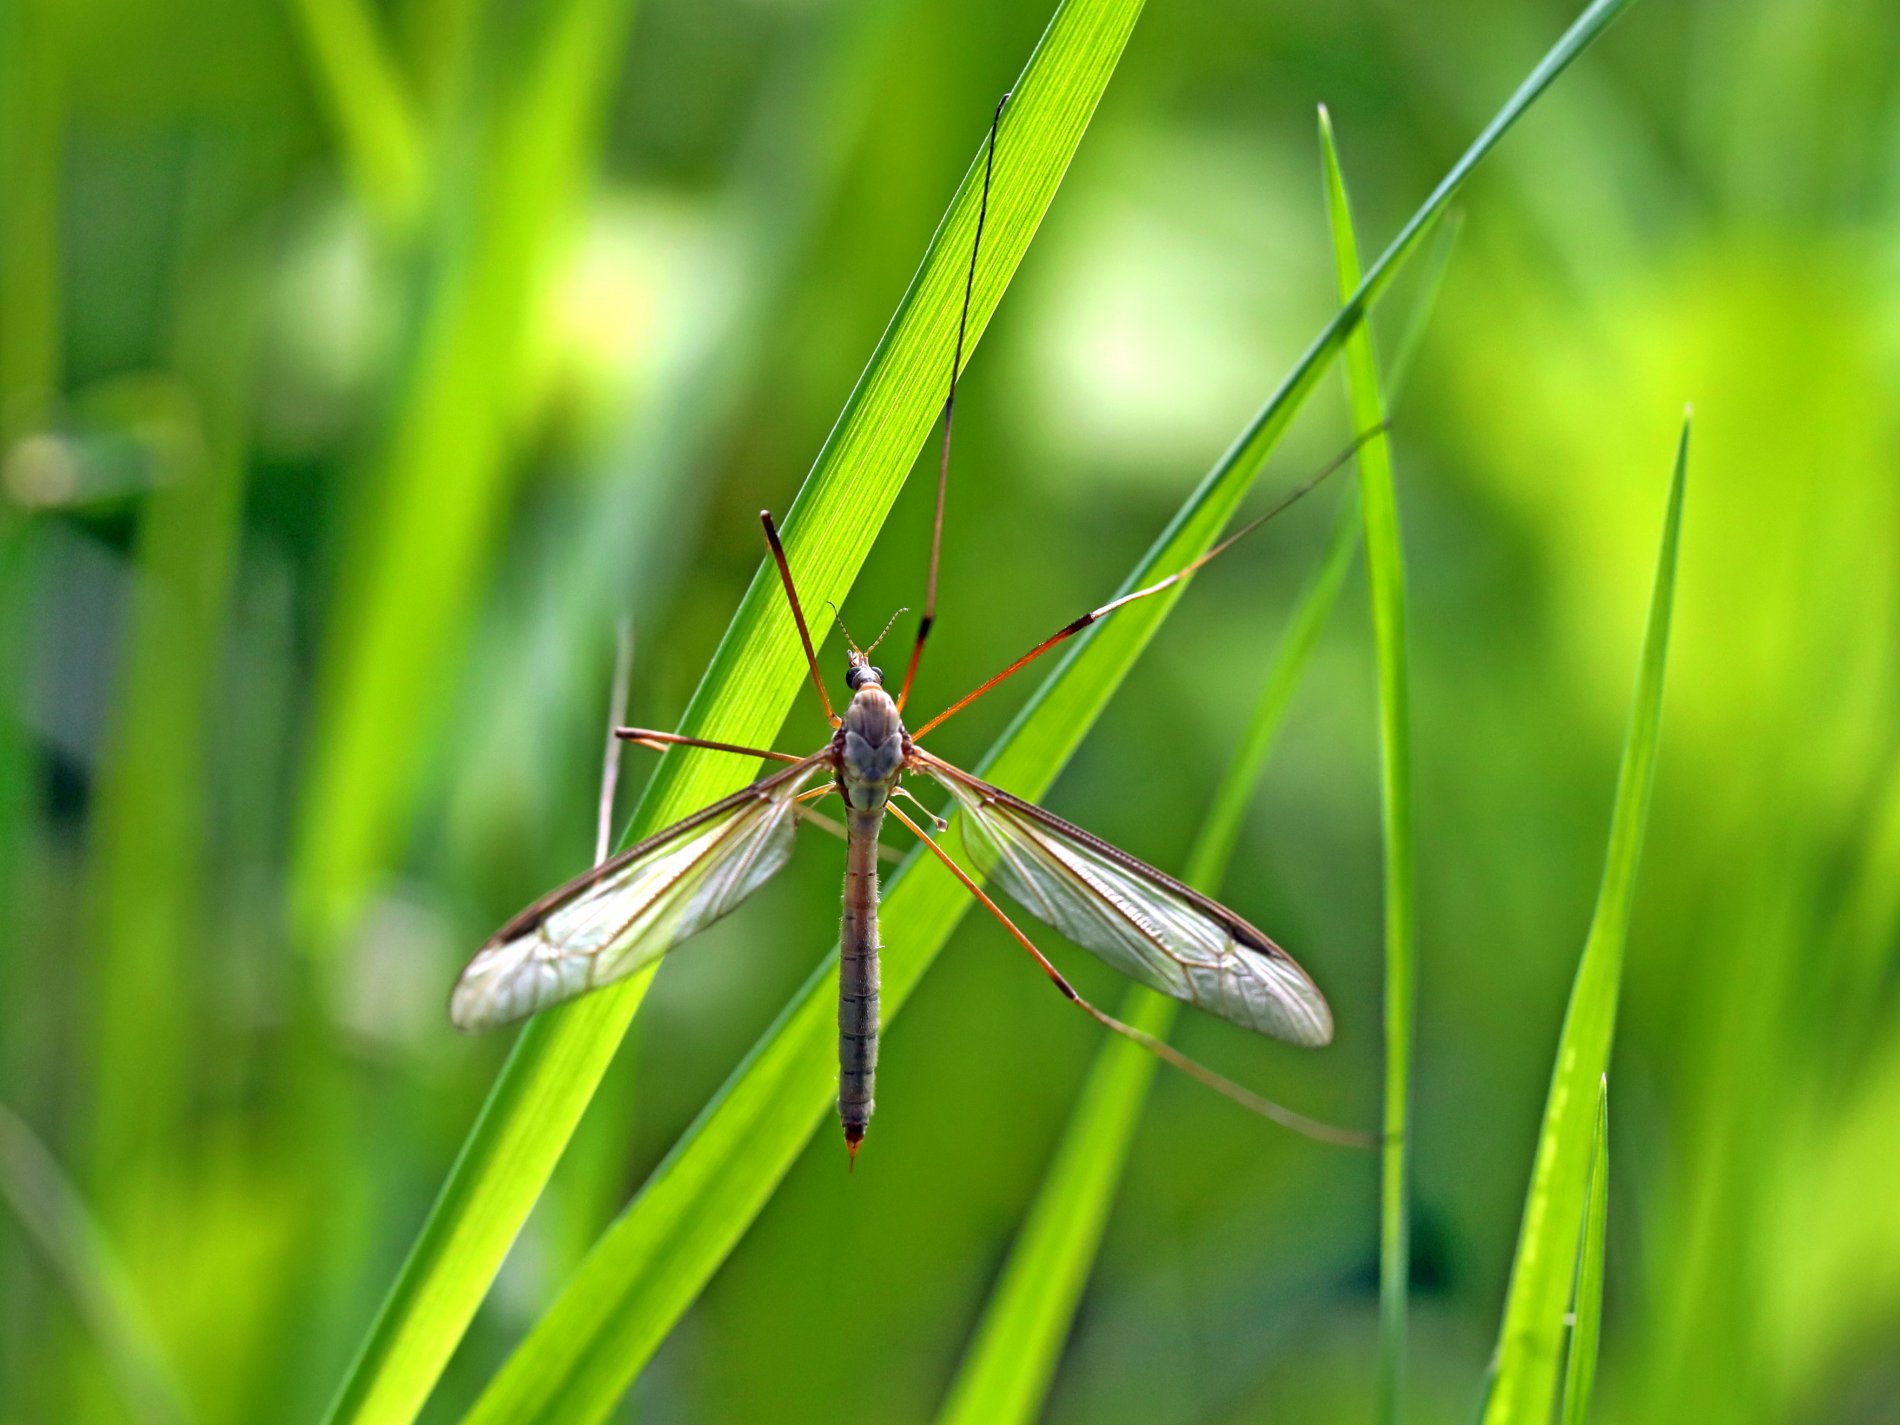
(451, 95, 1368, 1161)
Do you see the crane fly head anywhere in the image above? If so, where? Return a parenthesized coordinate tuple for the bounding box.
(835, 604, 907, 692)
(839, 640, 905, 807)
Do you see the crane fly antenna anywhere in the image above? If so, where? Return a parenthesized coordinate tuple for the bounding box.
(761, 511, 839, 726)
(897, 89, 1010, 714)
(826, 602, 860, 657)
(911, 421, 1389, 741)
(864, 606, 908, 656)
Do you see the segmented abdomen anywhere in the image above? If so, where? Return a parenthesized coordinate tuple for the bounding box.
(837, 807, 882, 1149)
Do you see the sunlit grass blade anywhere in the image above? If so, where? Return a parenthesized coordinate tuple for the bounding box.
(0, 1103, 191, 1425)
(319, 4, 1146, 1420)
(1320, 103, 1415, 1425)
(1560, 1079, 1611, 1425)
(467, 8, 1632, 1419)
(935, 489, 1360, 1425)
(287, 0, 425, 232)
(1482, 417, 1687, 1425)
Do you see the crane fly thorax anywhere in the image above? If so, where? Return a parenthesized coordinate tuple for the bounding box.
(838, 682, 906, 812)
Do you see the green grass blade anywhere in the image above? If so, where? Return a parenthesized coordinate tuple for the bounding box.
(1560, 1079, 1611, 1425)
(319, 5, 1145, 1420)
(83, 275, 257, 1200)
(467, 8, 1629, 1418)
(934, 491, 1360, 1425)
(0, 1104, 192, 1425)
(292, 0, 636, 958)
(287, 0, 425, 232)
(1482, 417, 1687, 1425)
(1319, 105, 1415, 1425)
(931, 148, 1471, 1425)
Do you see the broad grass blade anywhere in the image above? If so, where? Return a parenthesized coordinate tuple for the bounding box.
(320, 3, 1147, 1420)
(466, 6, 1636, 1420)
(1482, 418, 1687, 1425)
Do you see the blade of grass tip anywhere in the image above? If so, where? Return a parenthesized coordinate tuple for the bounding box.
(1559, 1078, 1610, 1425)
(468, 7, 1633, 1420)
(319, 6, 1139, 1420)
(1482, 417, 1686, 1425)
(936, 489, 1362, 1425)
(0, 1104, 192, 1425)
(1320, 104, 1417, 1425)
(287, 0, 426, 233)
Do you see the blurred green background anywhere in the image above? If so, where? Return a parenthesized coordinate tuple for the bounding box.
(3, 0, 1898, 1421)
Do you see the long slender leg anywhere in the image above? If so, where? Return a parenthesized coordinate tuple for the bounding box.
(910, 422, 1386, 741)
(614, 727, 807, 763)
(887, 804, 1374, 1149)
(896, 91, 1011, 713)
(761, 511, 840, 727)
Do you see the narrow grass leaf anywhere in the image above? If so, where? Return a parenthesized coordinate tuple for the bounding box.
(321, 5, 1146, 1421)
(1320, 104, 1416, 1425)
(468, 7, 1632, 1419)
(935, 489, 1361, 1425)
(1560, 1079, 1611, 1425)
(1482, 417, 1687, 1425)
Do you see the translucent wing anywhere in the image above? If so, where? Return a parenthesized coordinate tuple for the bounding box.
(450, 754, 831, 1031)
(914, 751, 1332, 1047)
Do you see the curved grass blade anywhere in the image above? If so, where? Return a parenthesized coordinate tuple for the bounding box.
(935, 490, 1360, 1425)
(466, 7, 1635, 1419)
(1560, 1079, 1611, 1425)
(1320, 104, 1415, 1424)
(1482, 417, 1687, 1425)
(319, 6, 1147, 1422)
